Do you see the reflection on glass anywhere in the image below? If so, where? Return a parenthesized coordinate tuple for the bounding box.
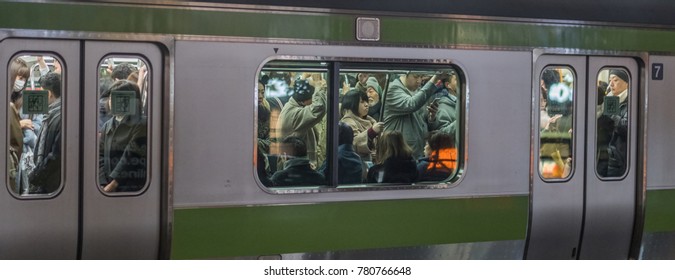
(539, 67, 574, 180)
(596, 68, 629, 178)
(8, 55, 63, 195)
(98, 57, 149, 193)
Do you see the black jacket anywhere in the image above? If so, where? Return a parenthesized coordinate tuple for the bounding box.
(99, 115, 147, 192)
(29, 99, 61, 194)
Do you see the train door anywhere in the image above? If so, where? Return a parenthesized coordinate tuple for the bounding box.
(527, 55, 639, 259)
(0, 39, 81, 259)
(0, 38, 165, 259)
(81, 41, 164, 259)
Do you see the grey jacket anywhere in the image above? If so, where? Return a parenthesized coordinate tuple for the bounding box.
(382, 78, 438, 158)
(277, 86, 327, 168)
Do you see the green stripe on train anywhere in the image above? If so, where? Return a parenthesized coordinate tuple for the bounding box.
(2, 2, 675, 51)
(644, 189, 675, 233)
(171, 196, 528, 259)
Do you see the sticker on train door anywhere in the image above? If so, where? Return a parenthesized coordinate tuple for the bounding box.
(603, 95, 620, 116)
(22, 90, 49, 114)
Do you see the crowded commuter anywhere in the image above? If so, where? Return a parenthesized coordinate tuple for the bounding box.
(271, 136, 325, 187)
(29, 72, 62, 194)
(276, 76, 327, 169)
(604, 69, 629, 177)
(318, 122, 365, 184)
(355, 75, 383, 120)
(10, 58, 43, 193)
(340, 89, 384, 165)
(99, 80, 148, 192)
(382, 71, 448, 158)
(366, 131, 418, 184)
(100, 62, 138, 131)
(8, 103, 23, 192)
(417, 132, 456, 181)
(429, 73, 459, 137)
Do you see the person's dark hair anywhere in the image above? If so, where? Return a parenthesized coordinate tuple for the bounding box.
(428, 131, 454, 151)
(338, 122, 354, 146)
(259, 74, 269, 85)
(341, 89, 368, 116)
(10, 57, 30, 84)
(541, 69, 561, 90)
(41, 72, 62, 98)
(104, 80, 142, 115)
(281, 136, 307, 157)
(111, 63, 137, 81)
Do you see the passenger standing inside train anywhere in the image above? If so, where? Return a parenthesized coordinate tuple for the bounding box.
(99, 62, 137, 131)
(605, 70, 629, 177)
(10, 58, 44, 193)
(429, 73, 459, 137)
(257, 76, 273, 181)
(99, 80, 148, 192)
(340, 89, 383, 166)
(382, 72, 447, 158)
(29, 72, 62, 194)
(276, 77, 327, 169)
(271, 136, 325, 187)
(355, 75, 383, 121)
(417, 132, 456, 181)
(366, 131, 418, 184)
(8, 103, 22, 192)
(318, 122, 365, 184)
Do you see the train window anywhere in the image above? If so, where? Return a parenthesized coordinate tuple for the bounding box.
(257, 60, 462, 190)
(97, 56, 149, 193)
(258, 61, 330, 188)
(539, 67, 575, 180)
(595, 68, 630, 179)
(7, 54, 64, 197)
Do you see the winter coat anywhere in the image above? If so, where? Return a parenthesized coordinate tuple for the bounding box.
(318, 144, 365, 184)
(429, 90, 458, 136)
(271, 157, 325, 187)
(367, 156, 418, 184)
(99, 115, 148, 192)
(417, 147, 457, 181)
(382, 78, 438, 158)
(340, 110, 376, 162)
(277, 87, 327, 168)
(29, 99, 61, 194)
(607, 100, 628, 177)
(8, 103, 23, 190)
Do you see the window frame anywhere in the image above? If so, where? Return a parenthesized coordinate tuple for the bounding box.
(7, 52, 67, 199)
(594, 66, 631, 181)
(537, 65, 578, 183)
(255, 57, 467, 194)
(95, 54, 153, 197)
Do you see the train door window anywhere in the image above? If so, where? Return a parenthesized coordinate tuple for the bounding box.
(7, 54, 64, 197)
(97, 56, 150, 193)
(257, 61, 330, 188)
(256, 60, 462, 191)
(538, 67, 575, 180)
(595, 68, 630, 179)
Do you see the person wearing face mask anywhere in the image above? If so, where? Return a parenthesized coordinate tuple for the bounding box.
(10, 58, 44, 194)
(9, 58, 42, 193)
(99, 80, 148, 192)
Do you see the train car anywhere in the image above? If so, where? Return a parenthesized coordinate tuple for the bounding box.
(1, 0, 675, 260)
